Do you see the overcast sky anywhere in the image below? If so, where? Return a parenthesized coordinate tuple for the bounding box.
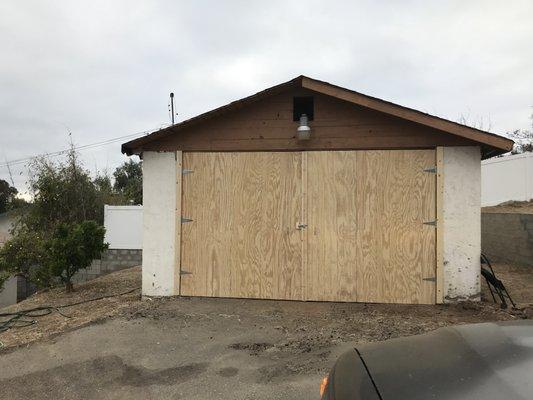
(1, 0, 532, 193)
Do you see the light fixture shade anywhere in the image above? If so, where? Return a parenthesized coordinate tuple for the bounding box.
(297, 114, 311, 140)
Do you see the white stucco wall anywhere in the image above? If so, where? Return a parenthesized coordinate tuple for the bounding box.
(442, 146, 481, 301)
(104, 205, 143, 249)
(481, 152, 533, 206)
(142, 152, 178, 296)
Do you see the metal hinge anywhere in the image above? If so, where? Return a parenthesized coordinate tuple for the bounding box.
(180, 270, 192, 275)
(423, 220, 437, 226)
(423, 277, 436, 282)
(423, 166, 437, 173)
(181, 217, 194, 223)
(182, 169, 194, 175)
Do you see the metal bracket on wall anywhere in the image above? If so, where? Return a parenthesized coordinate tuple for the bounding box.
(181, 217, 194, 223)
(423, 220, 437, 226)
(423, 277, 436, 282)
(180, 270, 192, 275)
(182, 169, 194, 175)
(423, 166, 437, 173)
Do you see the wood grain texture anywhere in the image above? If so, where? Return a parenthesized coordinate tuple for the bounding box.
(180, 152, 303, 300)
(175, 151, 182, 295)
(355, 150, 436, 304)
(140, 88, 477, 153)
(305, 150, 435, 304)
(124, 76, 512, 157)
(180, 150, 436, 304)
(306, 151, 358, 301)
(300, 152, 308, 299)
(301, 77, 513, 152)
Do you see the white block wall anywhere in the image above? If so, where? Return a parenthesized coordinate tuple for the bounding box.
(481, 152, 533, 206)
(142, 152, 178, 296)
(104, 205, 143, 249)
(442, 146, 481, 301)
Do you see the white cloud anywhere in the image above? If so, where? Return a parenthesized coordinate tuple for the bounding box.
(0, 0, 532, 190)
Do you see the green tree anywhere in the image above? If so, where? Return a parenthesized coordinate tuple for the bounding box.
(0, 179, 18, 213)
(24, 147, 103, 231)
(94, 173, 126, 206)
(0, 144, 109, 292)
(113, 159, 142, 204)
(45, 221, 108, 292)
(0, 231, 48, 287)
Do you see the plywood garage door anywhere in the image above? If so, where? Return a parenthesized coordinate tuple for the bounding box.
(306, 150, 436, 304)
(180, 150, 436, 304)
(180, 152, 304, 300)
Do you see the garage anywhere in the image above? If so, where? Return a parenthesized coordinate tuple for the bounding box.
(122, 75, 514, 304)
(180, 150, 435, 304)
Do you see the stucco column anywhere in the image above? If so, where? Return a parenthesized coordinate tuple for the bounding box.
(142, 151, 179, 296)
(442, 146, 481, 301)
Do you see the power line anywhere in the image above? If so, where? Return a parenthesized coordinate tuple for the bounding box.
(0, 129, 158, 170)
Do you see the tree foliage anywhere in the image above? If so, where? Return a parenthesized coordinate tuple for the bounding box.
(0, 179, 19, 213)
(508, 129, 533, 154)
(0, 145, 109, 291)
(0, 231, 48, 287)
(113, 159, 142, 204)
(45, 221, 108, 292)
(0, 145, 142, 292)
(507, 114, 533, 154)
(24, 150, 103, 232)
(0, 222, 108, 292)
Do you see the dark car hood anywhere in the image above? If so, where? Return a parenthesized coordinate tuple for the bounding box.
(357, 320, 533, 400)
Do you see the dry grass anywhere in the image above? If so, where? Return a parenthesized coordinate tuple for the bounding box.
(0, 267, 141, 349)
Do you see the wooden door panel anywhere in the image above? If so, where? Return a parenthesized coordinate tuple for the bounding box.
(306, 151, 358, 301)
(181, 150, 436, 304)
(355, 150, 436, 304)
(180, 152, 303, 300)
(305, 150, 436, 304)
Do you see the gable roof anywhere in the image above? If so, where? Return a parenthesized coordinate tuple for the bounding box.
(122, 75, 514, 158)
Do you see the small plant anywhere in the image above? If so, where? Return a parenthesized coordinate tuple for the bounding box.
(0, 231, 48, 287)
(46, 221, 108, 292)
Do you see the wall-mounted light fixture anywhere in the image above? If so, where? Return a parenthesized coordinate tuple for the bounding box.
(297, 114, 311, 141)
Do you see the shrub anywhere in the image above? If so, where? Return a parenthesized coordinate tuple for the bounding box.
(45, 221, 108, 292)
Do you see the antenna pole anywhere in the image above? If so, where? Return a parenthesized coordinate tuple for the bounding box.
(170, 92, 175, 124)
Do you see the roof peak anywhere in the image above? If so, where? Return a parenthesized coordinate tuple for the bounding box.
(122, 76, 513, 157)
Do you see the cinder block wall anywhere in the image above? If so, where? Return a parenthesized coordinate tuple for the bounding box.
(481, 213, 533, 266)
(72, 249, 142, 284)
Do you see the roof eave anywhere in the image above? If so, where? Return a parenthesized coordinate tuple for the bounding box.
(121, 76, 305, 156)
(300, 76, 514, 154)
(121, 75, 514, 156)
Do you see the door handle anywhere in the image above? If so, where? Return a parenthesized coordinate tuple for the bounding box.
(297, 223, 308, 230)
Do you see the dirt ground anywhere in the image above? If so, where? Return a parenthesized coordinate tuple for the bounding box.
(482, 199, 533, 214)
(0, 267, 141, 349)
(0, 263, 531, 399)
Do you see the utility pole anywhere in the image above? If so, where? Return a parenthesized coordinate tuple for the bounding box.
(170, 92, 175, 125)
